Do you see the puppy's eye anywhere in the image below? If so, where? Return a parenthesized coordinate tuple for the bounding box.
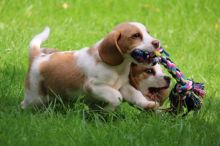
(145, 69, 154, 74)
(131, 33, 141, 39)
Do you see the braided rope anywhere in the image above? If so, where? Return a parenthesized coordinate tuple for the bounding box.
(131, 48, 205, 115)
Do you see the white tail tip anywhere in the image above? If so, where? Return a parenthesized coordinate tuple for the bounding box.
(30, 26, 50, 49)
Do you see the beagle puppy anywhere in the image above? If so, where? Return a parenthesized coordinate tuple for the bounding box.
(129, 63, 171, 106)
(21, 22, 161, 111)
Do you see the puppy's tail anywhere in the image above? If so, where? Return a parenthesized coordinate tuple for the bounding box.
(29, 27, 50, 60)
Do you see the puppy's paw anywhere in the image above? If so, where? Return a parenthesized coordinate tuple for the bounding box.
(144, 101, 160, 110)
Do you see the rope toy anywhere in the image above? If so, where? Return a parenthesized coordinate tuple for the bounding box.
(131, 48, 205, 115)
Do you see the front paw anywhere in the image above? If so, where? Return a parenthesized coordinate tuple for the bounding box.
(144, 101, 159, 110)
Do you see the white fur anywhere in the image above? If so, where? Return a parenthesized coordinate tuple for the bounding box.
(30, 27, 50, 50)
(21, 55, 51, 108)
(76, 48, 131, 111)
(129, 22, 159, 52)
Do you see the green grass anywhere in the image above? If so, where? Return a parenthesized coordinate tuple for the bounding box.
(0, 0, 220, 145)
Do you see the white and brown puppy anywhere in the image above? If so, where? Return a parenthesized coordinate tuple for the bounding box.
(129, 63, 171, 106)
(21, 22, 161, 111)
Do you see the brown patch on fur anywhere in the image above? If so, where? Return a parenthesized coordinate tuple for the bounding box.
(39, 80, 47, 96)
(39, 52, 86, 97)
(129, 63, 150, 89)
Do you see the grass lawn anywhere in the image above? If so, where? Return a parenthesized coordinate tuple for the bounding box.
(0, 0, 220, 145)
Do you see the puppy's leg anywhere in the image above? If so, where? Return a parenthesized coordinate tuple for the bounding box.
(21, 88, 45, 109)
(21, 73, 46, 109)
(87, 84, 122, 111)
(120, 84, 159, 110)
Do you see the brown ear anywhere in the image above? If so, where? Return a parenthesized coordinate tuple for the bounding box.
(98, 31, 124, 66)
(129, 63, 139, 89)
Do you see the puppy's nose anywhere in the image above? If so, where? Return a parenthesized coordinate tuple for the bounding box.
(164, 76, 171, 84)
(151, 40, 160, 49)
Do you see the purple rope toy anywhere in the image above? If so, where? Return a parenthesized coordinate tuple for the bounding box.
(131, 48, 205, 115)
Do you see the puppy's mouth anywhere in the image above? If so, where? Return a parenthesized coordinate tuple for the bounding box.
(148, 86, 169, 93)
(130, 49, 155, 64)
(146, 86, 170, 103)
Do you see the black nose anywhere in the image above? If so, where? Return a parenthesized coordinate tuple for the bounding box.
(164, 76, 171, 84)
(151, 40, 160, 49)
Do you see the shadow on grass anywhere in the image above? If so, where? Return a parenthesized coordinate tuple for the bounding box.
(18, 90, 220, 125)
(20, 95, 128, 123)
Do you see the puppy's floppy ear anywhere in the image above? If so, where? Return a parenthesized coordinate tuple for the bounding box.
(98, 31, 124, 66)
(129, 63, 139, 89)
